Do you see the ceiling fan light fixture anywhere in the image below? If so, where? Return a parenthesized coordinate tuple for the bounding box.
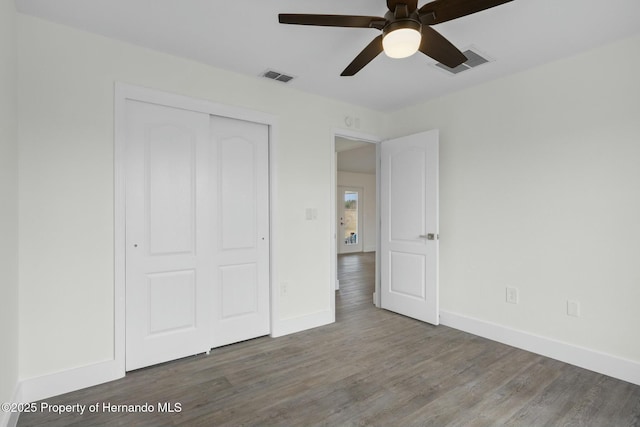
(279, 0, 514, 75)
(382, 21, 422, 59)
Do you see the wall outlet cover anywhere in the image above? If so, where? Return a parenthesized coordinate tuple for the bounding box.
(506, 287, 519, 304)
(567, 300, 581, 317)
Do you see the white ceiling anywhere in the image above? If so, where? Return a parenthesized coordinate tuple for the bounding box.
(15, 0, 640, 112)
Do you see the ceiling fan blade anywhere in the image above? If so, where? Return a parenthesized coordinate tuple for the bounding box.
(341, 35, 384, 76)
(279, 14, 385, 29)
(418, 0, 513, 25)
(387, 0, 419, 13)
(418, 26, 467, 68)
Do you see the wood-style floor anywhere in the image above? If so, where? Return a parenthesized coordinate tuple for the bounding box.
(18, 252, 640, 426)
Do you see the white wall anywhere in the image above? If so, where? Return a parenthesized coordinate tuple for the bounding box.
(0, 0, 20, 424)
(388, 34, 640, 364)
(16, 14, 387, 382)
(337, 171, 377, 253)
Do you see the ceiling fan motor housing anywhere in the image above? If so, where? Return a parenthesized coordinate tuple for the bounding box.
(382, 17, 422, 38)
(382, 12, 423, 59)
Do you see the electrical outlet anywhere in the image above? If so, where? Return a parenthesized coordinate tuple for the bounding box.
(281, 282, 288, 296)
(506, 287, 519, 304)
(567, 300, 581, 317)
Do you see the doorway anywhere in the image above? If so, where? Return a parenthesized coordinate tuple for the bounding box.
(334, 134, 379, 298)
(332, 129, 440, 323)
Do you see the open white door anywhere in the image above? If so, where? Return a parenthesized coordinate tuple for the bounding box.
(380, 129, 439, 325)
(125, 100, 213, 370)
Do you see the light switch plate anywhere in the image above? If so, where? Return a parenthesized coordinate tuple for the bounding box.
(567, 300, 581, 317)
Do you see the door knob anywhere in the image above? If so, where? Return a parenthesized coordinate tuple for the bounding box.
(419, 234, 437, 240)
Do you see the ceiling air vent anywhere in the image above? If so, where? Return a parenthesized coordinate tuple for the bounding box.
(261, 69, 295, 83)
(434, 48, 492, 75)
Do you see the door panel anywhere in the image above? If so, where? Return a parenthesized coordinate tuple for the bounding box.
(220, 264, 258, 318)
(220, 138, 256, 250)
(211, 115, 270, 348)
(389, 251, 425, 299)
(125, 100, 212, 370)
(147, 125, 196, 255)
(147, 270, 196, 334)
(381, 129, 439, 325)
(389, 149, 426, 242)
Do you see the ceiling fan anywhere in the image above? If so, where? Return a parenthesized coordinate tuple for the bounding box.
(279, 0, 513, 76)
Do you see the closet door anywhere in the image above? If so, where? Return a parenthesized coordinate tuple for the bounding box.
(210, 116, 270, 348)
(125, 100, 213, 370)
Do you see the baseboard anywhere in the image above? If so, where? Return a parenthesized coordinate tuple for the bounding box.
(440, 310, 640, 386)
(271, 309, 334, 338)
(3, 410, 19, 427)
(1, 383, 21, 427)
(18, 359, 124, 406)
(12, 308, 331, 409)
(363, 246, 376, 253)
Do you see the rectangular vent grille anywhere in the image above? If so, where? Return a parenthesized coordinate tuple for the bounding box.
(261, 69, 295, 83)
(435, 48, 491, 75)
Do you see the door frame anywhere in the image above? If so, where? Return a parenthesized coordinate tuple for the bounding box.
(331, 129, 383, 310)
(115, 83, 279, 375)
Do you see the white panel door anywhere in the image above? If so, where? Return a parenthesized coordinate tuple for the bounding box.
(210, 115, 270, 348)
(125, 100, 213, 370)
(380, 129, 439, 324)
